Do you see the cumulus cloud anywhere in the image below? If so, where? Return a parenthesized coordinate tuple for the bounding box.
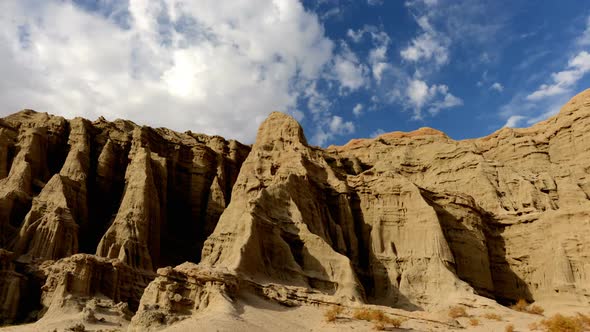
(370, 128, 385, 138)
(527, 51, 590, 101)
(404, 78, 462, 117)
(490, 82, 504, 92)
(346, 25, 391, 82)
(503, 115, 526, 128)
(352, 103, 364, 117)
(311, 114, 355, 146)
(332, 42, 368, 92)
(329, 115, 355, 135)
(577, 15, 590, 46)
(400, 16, 449, 66)
(367, 0, 384, 6)
(0, 0, 357, 144)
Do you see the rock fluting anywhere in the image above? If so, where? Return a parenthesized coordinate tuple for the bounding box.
(0, 110, 249, 324)
(1, 89, 590, 329)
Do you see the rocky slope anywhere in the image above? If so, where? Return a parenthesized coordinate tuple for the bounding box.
(1, 89, 589, 330)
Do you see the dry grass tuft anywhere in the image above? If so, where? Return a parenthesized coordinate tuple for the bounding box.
(469, 318, 480, 326)
(505, 323, 515, 332)
(324, 306, 344, 323)
(528, 321, 541, 330)
(352, 308, 403, 329)
(484, 312, 503, 321)
(529, 305, 545, 315)
(540, 313, 589, 332)
(353, 308, 386, 322)
(576, 312, 590, 326)
(372, 322, 386, 331)
(448, 305, 468, 319)
(511, 298, 528, 312)
(510, 299, 545, 315)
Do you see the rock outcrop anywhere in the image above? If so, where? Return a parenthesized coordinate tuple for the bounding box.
(1, 89, 590, 329)
(0, 111, 249, 325)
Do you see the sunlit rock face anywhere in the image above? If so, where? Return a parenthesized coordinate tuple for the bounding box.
(1, 89, 590, 327)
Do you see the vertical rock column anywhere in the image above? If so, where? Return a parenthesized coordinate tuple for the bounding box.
(96, 132, 164, 271)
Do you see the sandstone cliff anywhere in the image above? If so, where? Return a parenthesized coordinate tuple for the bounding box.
(1, 90, 590, 330)
(0, 110, 249, 324)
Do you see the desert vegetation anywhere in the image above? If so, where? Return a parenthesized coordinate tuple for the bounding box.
(448, 305, 468, 319)
(324, 306, 404, 330)
(324, 306, 344, 322)
(484, 312, 503, 321)
(511, 299, 544, 315)
(527, 313, 590, 332)
(469, 318, 480, 326)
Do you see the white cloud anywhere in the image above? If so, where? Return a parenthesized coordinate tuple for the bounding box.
(346, 26, 391, 82)
(332, 43, 368, 92)
(400, 16, 449, 66)
(311, 114, 355, 146)
(503, 115, 526, 128)
(367, 0, 384, 6)
(405, 0, 438, 7)
(527, 51, 590, 101)
(577, 15, 590, 46)
(0, 0, 350, 144)
(352, 103, 364, 117)
(347, 28, 365, 43)
(404, 78, 462, 117)
(368, 31, 391, 82)
(371, 128, 385, 138)
(406, 79, 430, 109)
(329, 115, 355, 135)
(490, 82, 504, 92)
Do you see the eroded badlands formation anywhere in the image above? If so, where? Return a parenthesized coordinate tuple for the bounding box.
(0, 89, 589, 331)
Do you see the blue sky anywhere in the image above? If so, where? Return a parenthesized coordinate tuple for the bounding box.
(1, 0, 590, 146)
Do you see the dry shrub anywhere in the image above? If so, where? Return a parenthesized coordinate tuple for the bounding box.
(484, 312, 502, 321)
(528, 321, 541, 330)
(576, 312, 590, 326)
(352, 308, 403, 328)
(505, 324, 514, 332)
(448, 305, 468, 318)
(511, 298, 528, 312)
(510, 299, 545, 315)
(529, 305, 545, 315)
(469, 318, 480, 326)
(354, 308, 385, 322)
(372, 322, 386, 331)
(324, 306, 344, 323)
(387, 318, 402, 328)
(540, 313, 588, 332)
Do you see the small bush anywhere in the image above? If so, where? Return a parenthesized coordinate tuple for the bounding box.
(324, 306, 344, 323)
(354, 308, 385, 322)
(511, 298, 528, 312)
(448, 305, 468, 318)
(484, 312, 502, 321)
(505, 324, 514, 332)
(67, 324, 86, 332)
(541, 313, 584, 332)
(510, 299, 545, 315)
(576, 312, 590, 326)
(352, 308, 402, 328)
(469, 318, 480, 326)
(373, 322, 386, 331)
(528, 322, 541, 330)
(529, 305, 545, 315)
(387, 317, 402, 328)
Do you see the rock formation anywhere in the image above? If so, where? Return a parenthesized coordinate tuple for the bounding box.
(0, 110, 249, 324)
(1, 89, 590, 330)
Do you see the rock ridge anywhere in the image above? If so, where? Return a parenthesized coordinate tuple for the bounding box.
(0, 89, 590, 329)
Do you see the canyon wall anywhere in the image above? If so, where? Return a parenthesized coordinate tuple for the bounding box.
(1, 89, 590, 327)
